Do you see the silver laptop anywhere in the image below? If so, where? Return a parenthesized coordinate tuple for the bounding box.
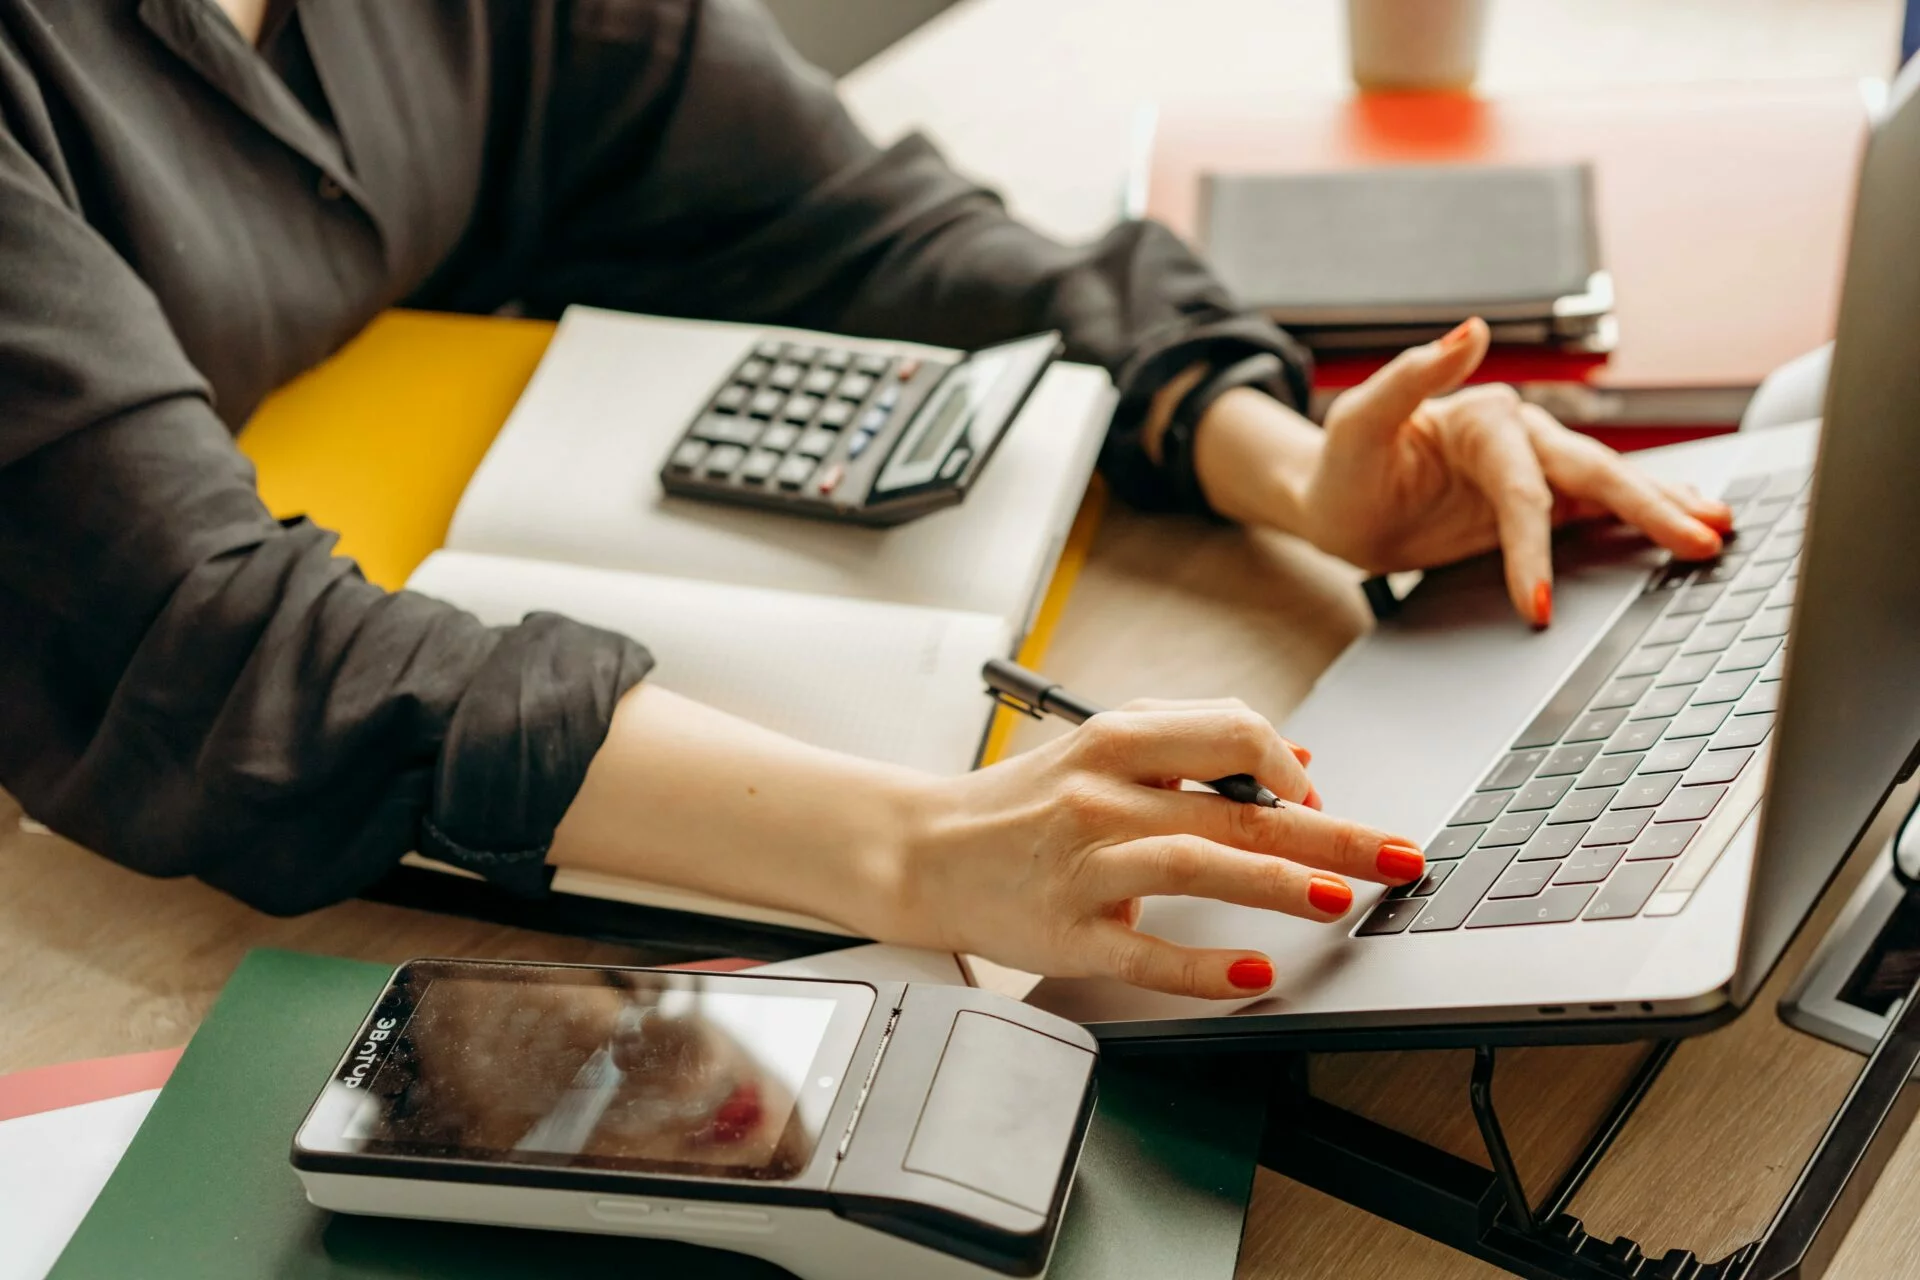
(1030, 63, 1920, 1049)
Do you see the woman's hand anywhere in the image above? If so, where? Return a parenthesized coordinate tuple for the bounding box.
(1185, 318, 1736, 625)
(887, 700, 1425, 999)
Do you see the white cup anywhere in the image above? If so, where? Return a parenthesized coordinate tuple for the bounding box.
(1346, 0, 1489, 92)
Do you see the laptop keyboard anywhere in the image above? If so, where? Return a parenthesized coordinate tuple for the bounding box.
(1357, 467, 1809, 937)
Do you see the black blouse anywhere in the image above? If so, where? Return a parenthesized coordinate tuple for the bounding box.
(0, 0, 1307, 914)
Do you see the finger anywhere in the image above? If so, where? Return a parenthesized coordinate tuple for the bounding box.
(1073, 707, 1312, 804)
(1127, 790, 1425, 884)
(1078, 918, 1280, 999)
(1328, 317, 1489, 450)
(1521, 406, 1724, 560)
(1449, 399, 1557, 626)
(1655, 479, 1736, 534)
(1118, 696, 1251, 713)
(1095, 835, 1360, 920)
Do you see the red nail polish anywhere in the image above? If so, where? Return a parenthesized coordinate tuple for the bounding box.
(1704, 505, 1735, 533)
(1438, 318, 1476, 351)
(1304, 785, 1323, 810)
(1227, 957, 1274, 990)
(1377, 844, 1425, 882)
(1285, 738, 1313, 767)
(1307, 877, 1354, 916)
(1532, 580, 1553, 629)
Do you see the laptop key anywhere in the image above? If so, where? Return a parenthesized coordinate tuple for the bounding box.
(1753, 534, 1802, 564)
(1632, 685, 1694, 720)
(1450, 792, 1512, 826)
(1550, 788, 1616, 824)
(1639, 738, 1706, 774)
(1627, 822, 1700, 861)
(1706, 591, 1768, 626)
(1643, 614, 1702, 646)
(1538, 742, 1604, 776)
(1564, 707, 1630, 744)
(1718, 636, 1781, 671)
(1683, 749, 1752, 786)
(1615, 644, 1681, 680)
(1738, 684, 1781, 715)
(1758, 649, 1787, 681)
(1681, 621, 1743, 655)
(1426, 825, 1486, 862)
(1584, 863, 1671, 920)
(1694, 670, 1757, 705)
(1668, 703, 1733, 739)
(1488, 864, 1556, 899)
(1607, 718, 1671, 754)
(1668, 583, 1724, 616)
(1408, 863, 1454, 896)
(1720, 474, 1767, 502)
(1356, 897, 1425, 936)
(1482, 749, 1550, 791)
(1511, 776, 1574, 811)
(1656, 653, 1718, 687)
(1518, 823, 1588, 862)
(1591, 676, 1654, 711)
(1656, 785, 1726, 823)
(1555, 845, 1627, 885)
(1410, 845, 1520, 931)
(1579, 754, 1642, 788)
(1611, 774, 1680, 810)
(1466, 885, 1597, 928)
(1481, 811, 1548, 847)
(1584, 810, 1653, 847)
(1712, 712, 1775, 750)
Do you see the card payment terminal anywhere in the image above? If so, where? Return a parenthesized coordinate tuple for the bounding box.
(291, 959, 1097, 1280)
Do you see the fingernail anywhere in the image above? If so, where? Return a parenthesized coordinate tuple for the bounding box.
(1696, 525, 1725, 556)
(1377, 843, 1425, 882)
(1285, 738, 1313, 767)
(1304, 785, 1323, 810)
(1704, 504, 1735, 533)
(1438, 319, 1476, 351)
(1532, 580, 1553, 629)
(1227, 957, 1274, 990)
(1307, 877, 1354, 916)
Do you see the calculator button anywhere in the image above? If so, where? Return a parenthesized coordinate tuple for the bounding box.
(783, 395, 822, 422)
(802, 368, 838, 396)
(738, 359, 771, 383)
(769, 363, 804, 390)
(847, 431, 875, 459)
(739, 449, 781, 482)
(818, 348, 852, 370)
(896, 356, 921, 380)
(782, 344, 821, 364)
(818, 400, 854, 429)
(877, 383, 901, 409)
(775, 455, 816, 488)
(796, 428, 837, 458)
(702, 443, 747, 476)
(816, 462, 846, 495)
(854, 353, 890, 376)
(858, 407, 888, 434)
(838, 373, 876, 401)
(760, 422, 800, 452)
(693, 414, 760, 446)
(940, 447, 971, 479)
(668, 439, 708, 471)
(714, 384, 749, 413)
(752, 340, 782, 360)
(748, 389, 783, 417)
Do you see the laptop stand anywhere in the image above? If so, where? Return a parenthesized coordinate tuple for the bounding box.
(1261, 919, 1920, 1279)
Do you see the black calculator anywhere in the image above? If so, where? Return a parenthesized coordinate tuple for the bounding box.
(660, 331, 1062, 527)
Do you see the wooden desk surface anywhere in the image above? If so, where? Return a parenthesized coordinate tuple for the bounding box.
(8, 499, 1920, 1276)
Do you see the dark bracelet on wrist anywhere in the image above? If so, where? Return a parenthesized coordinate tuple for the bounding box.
(1160, 352, 1287, 517)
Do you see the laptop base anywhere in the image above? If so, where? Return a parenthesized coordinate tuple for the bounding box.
(1262, 963, 1920, 1280)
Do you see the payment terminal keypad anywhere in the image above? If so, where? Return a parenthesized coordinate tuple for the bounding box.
(660, 332, 1061, 527)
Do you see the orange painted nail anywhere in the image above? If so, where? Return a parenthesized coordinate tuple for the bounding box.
(1304, 785, 1323, 810)
(1285, 738, 1313, 767)
(1228, 957, 1275, 990)
(1377, 844, 1425, 882)
(1307, 877, 1354, 916)
(1704, 504, 1736, 533)
(1438, 318, 1476, 350)
(1532, 580, 1553, 629)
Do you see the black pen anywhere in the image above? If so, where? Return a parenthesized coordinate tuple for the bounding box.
(982, 658, 1282, 807)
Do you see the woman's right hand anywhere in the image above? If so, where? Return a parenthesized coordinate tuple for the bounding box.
(883, 700, 1426, 1000)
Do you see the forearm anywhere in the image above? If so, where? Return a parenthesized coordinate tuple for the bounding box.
(550, 683, 922, 939)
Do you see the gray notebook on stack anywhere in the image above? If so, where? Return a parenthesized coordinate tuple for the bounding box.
(1200, 163, 1612, 351)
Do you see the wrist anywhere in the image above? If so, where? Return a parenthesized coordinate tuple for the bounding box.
(1190, 386, 1324, 536)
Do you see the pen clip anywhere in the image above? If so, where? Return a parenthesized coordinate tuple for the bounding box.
(988, 688, 1045, 720)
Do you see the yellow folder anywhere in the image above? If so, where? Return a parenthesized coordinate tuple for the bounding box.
(238, 309, 1099, 765)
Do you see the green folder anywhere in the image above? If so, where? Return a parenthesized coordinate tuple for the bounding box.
(51, 950, 1265, 1279)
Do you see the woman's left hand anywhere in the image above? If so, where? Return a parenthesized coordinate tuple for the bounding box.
(1186, 317, 1737, 626)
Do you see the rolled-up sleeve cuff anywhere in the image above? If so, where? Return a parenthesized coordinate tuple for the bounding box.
(422, 611, 653, 896)
(1099, 314, 1314, 516)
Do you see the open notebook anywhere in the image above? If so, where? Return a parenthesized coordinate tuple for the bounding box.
(399, 307, 1116, 936)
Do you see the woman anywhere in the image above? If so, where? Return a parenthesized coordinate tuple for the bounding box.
(0, 0, 1732, 1000)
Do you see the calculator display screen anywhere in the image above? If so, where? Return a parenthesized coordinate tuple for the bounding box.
(298, 963, 874, 1182)
(907, 383, 970, 465)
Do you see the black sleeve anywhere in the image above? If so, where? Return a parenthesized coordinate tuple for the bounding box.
(509, 0, 1311, 514)
(0, 114, 651, 915)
